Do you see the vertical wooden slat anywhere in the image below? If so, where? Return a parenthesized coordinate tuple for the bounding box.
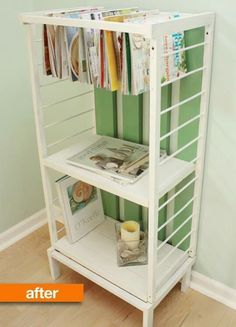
(94, 88, 119, 219)
(122, 94, 143, 224)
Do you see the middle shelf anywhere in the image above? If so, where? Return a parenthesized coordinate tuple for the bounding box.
(43, 133, 195, 207)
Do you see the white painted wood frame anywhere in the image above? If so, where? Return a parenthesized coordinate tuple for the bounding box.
(21, 10, 215, 327)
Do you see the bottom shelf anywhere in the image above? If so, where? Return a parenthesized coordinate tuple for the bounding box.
(54, 218, 189, 302)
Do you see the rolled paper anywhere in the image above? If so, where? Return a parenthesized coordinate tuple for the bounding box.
(120, 221, 140, 250)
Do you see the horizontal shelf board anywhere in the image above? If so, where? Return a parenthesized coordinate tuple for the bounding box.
(20, 11, 212, 37)
(43, 133, 195, 207)
(54, 218, 189, 302)
(20, 14, 153, 37)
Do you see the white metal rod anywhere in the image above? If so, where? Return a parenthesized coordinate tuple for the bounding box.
(160, 136, 201, 166)
(161, 66, 206, 87)
(42, 91, 93, 109)
(157, 231, 193, 267)
(47, 126, 94, 149)
(157, 214, 193, 251)
(161, 91, 205, 116)
(162, 41, 207, 57)
(45, 108, 94, 129)
(159, 176, 198, 211)
(158, 196, 196, 232)
(160, 113, 203, 142)
(190, 156, 201, 164)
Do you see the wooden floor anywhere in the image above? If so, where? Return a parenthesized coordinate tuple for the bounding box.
(0, 225, 236, 327)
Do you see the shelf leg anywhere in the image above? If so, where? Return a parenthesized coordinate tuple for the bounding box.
(47, 248, 61, 280)
(181, 266, 192, 293)
(143, 307, 154, 327)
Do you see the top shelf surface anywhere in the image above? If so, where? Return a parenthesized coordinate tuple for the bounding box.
(43, 133, 195, 207)
(20, 8, 214, 38)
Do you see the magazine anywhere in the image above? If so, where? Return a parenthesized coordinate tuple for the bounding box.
(66, 136, 167, 184)
(42, 24, 52, 76)
(103, 9, 159, 94)
(56, 176, 105, 243)
(54, 25, 70, 79)
(80, 11, 102, 85)
(125, 12, 187, 85)
(42, 8, 188, 94)
(46, 24, 57, 77)
(102, 8, 139, 91)
(64, 12, 81, 81)
(64, 8, 102, 82)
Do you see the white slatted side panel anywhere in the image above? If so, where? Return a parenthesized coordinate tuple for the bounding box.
(33, 28, 96, 156)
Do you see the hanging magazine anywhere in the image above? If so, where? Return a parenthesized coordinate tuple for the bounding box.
(42, 9, 188, 94)
(125, 12, 187, 90)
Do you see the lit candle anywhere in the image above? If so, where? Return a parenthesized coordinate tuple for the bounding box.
(120, 221, 140, 250)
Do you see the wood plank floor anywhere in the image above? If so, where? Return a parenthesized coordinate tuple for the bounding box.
(0, 225, 235, 327)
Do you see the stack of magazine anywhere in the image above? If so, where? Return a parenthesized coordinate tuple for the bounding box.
(66, 136, 167, 184)
(43, 7, 187, 95)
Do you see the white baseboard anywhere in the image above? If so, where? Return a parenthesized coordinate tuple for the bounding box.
(0, 209, 47, 251)
(191, 271, 236, 310)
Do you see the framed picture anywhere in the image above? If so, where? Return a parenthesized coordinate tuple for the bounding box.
(56, 176, 105, 243)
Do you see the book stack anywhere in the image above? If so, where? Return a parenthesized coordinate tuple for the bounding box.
(43, 8, 187, 95)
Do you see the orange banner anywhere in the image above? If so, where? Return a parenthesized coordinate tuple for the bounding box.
(0, 284, 84, 302)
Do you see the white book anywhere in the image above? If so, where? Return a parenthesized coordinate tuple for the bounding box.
(56, 176, 105, 243)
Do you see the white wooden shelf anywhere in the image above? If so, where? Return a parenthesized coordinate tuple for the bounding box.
(53, 218, 189, 301)
(21, 8, 214, 326)
(43, 133, 195, 207)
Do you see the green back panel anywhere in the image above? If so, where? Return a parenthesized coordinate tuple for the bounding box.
(94, 88, 119, 219)
(171, 27, 205, 250)
(122, 86, 172, 236)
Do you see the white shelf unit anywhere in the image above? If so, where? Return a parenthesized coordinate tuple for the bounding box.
(21, 8, 214, 327)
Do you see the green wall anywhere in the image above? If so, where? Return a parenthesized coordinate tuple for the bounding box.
(0, 0, 45, 233)
(1, 0, 236, 291)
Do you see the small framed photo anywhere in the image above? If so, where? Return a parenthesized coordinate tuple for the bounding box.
(56, 176, 105, 243)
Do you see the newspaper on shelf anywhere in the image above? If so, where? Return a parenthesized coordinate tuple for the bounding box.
(66, 135, 167, 184)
